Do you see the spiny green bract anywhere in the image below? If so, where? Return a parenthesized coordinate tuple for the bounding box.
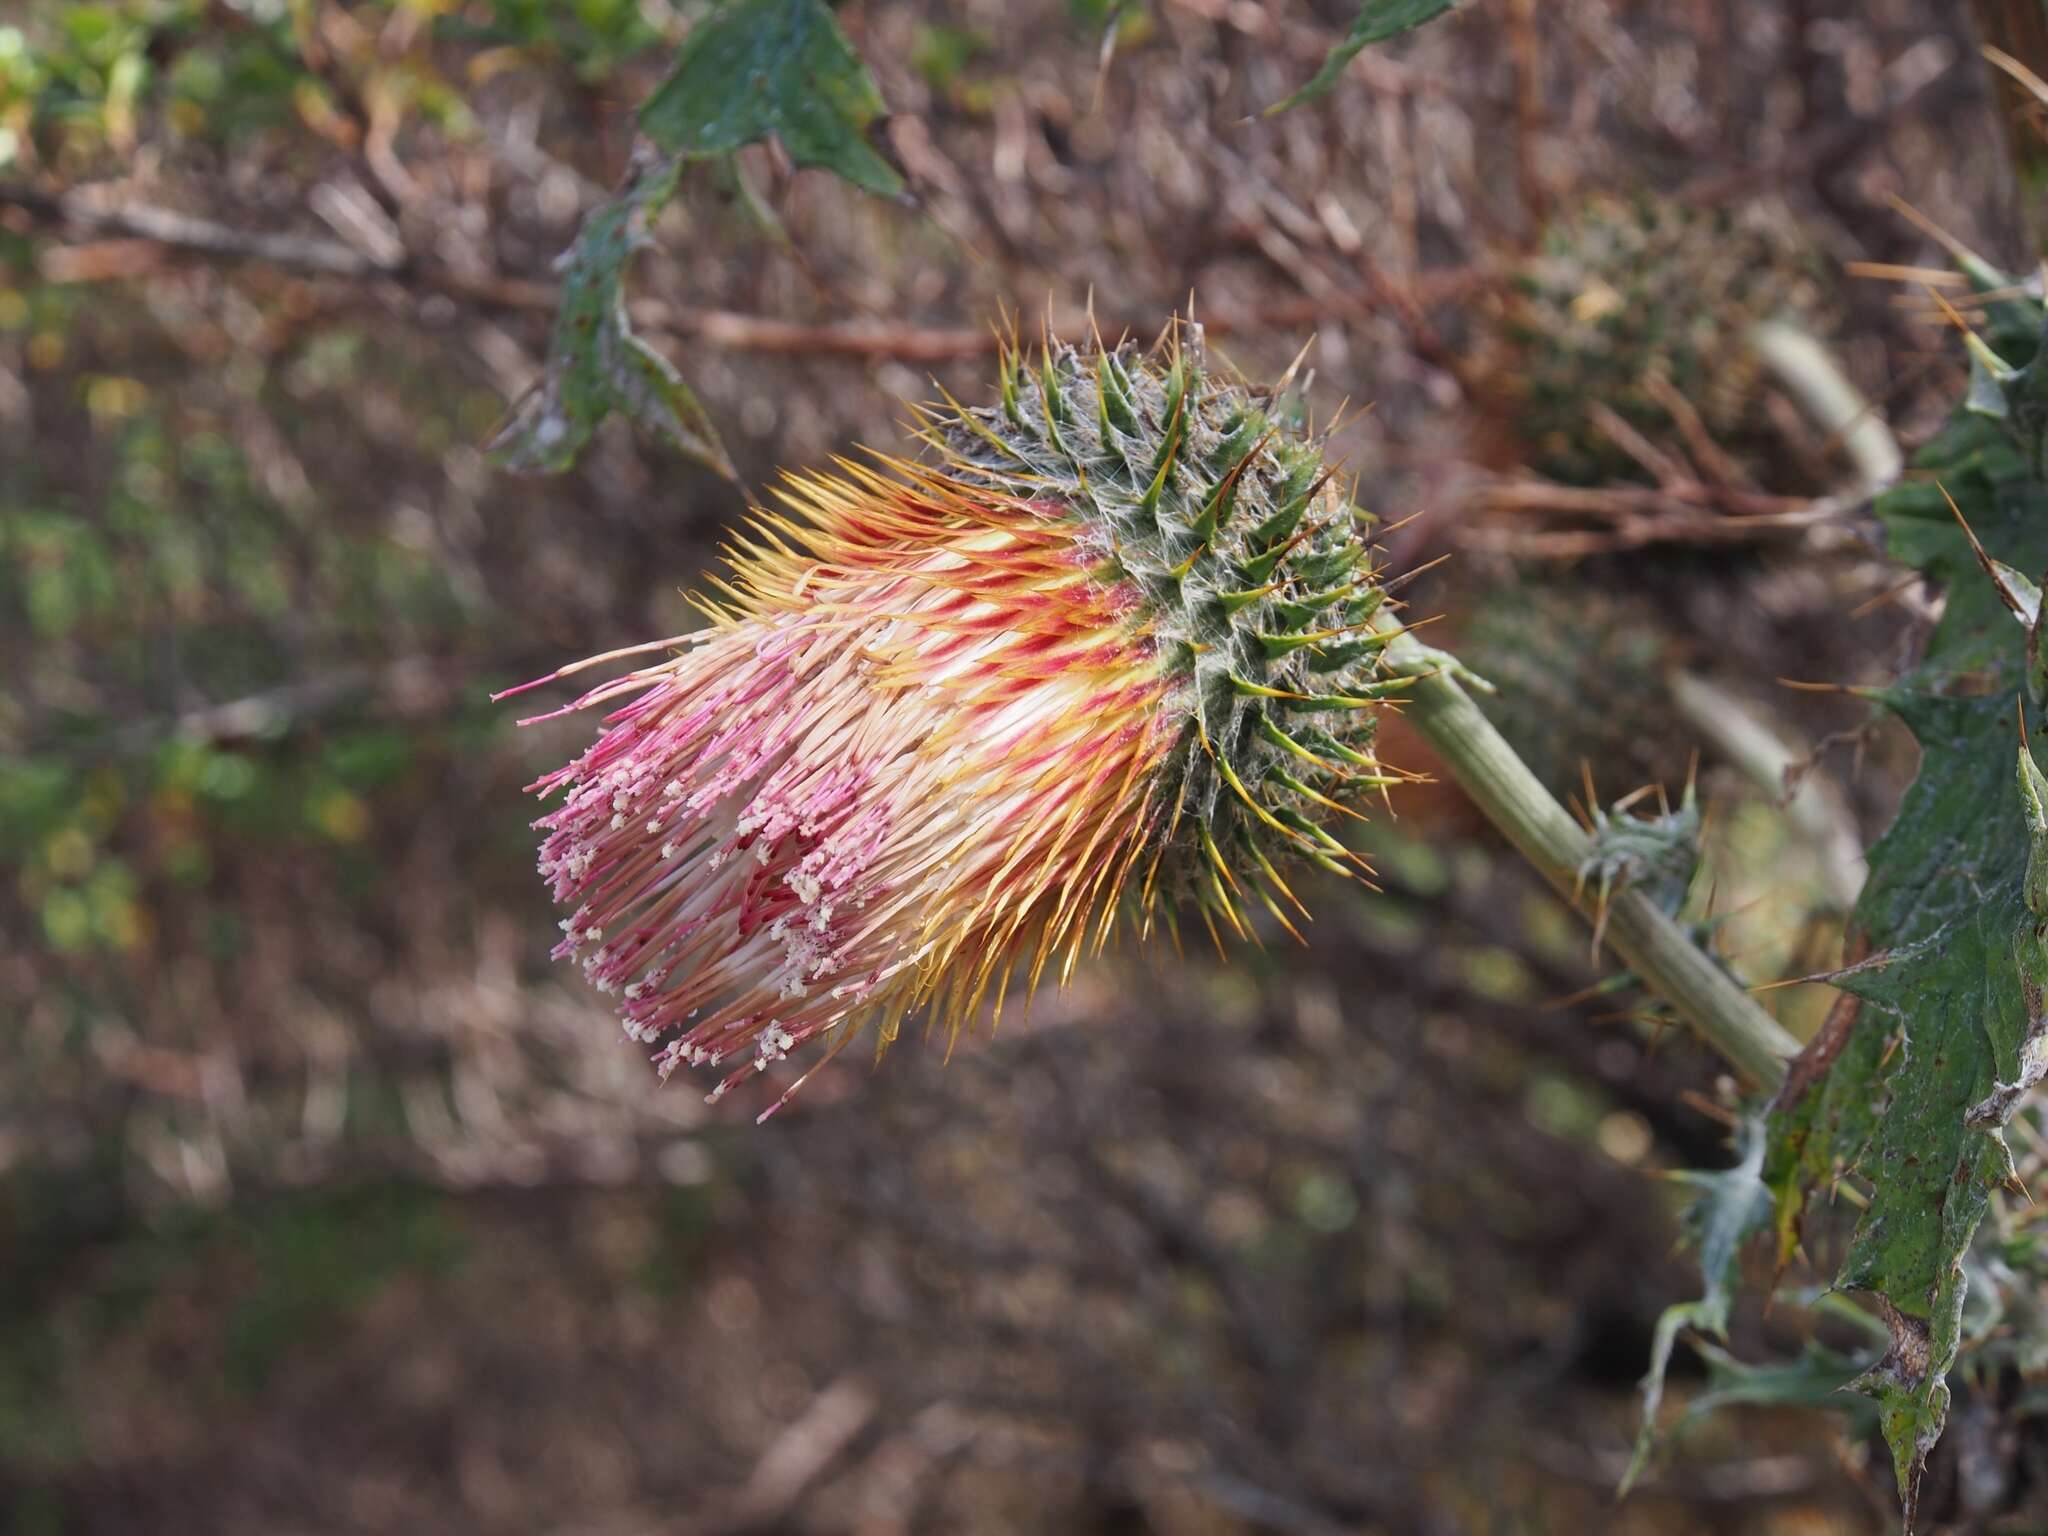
(1490, 193, 1832, 486)
(922, 330, 1402, 921)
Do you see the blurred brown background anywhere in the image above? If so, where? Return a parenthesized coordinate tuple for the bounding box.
(0, 1, 2028, 1531)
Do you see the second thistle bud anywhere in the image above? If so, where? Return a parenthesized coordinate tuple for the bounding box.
(1486, 193, 1833, 486)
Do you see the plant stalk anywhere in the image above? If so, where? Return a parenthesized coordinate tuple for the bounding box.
(1374, 618, 1799, 1091)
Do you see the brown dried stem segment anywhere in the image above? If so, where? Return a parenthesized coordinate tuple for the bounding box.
(1372, 613, 1799, 1090)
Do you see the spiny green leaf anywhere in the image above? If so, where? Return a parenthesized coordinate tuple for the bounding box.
(490, 153, 734, 480)
(639, 0, 904, 198)
(2022, 741, 2048, 912)
(1761, 322, 2048, 1525)
(1623, 1114, 1773, 1495)
(1266, 0, 1460, 114)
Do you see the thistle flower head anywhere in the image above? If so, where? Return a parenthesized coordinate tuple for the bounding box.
(509, 327, 1407, 1114)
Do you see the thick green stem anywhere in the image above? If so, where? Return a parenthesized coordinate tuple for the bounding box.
(1375, 618, 1799, 1090)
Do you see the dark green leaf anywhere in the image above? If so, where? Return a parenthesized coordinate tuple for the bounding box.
(1762, 299, 2048, 1527)
(489, 151, 734, 480)
(1266, 0, 1460, 115)
(639, 0, 903, 198)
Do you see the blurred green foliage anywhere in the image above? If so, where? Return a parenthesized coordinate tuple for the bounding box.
(0, 0, 678, 174)
(0, 4, 299, 169)
(908, 22, 989, 97)
(442, 0, 665, 81)
(0, 282, 495, 966)
(0, 1177, 464, 1514)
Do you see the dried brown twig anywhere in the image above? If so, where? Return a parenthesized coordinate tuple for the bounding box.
(1468, 469, 1872, 559)
(1, 180, 1485, 367)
